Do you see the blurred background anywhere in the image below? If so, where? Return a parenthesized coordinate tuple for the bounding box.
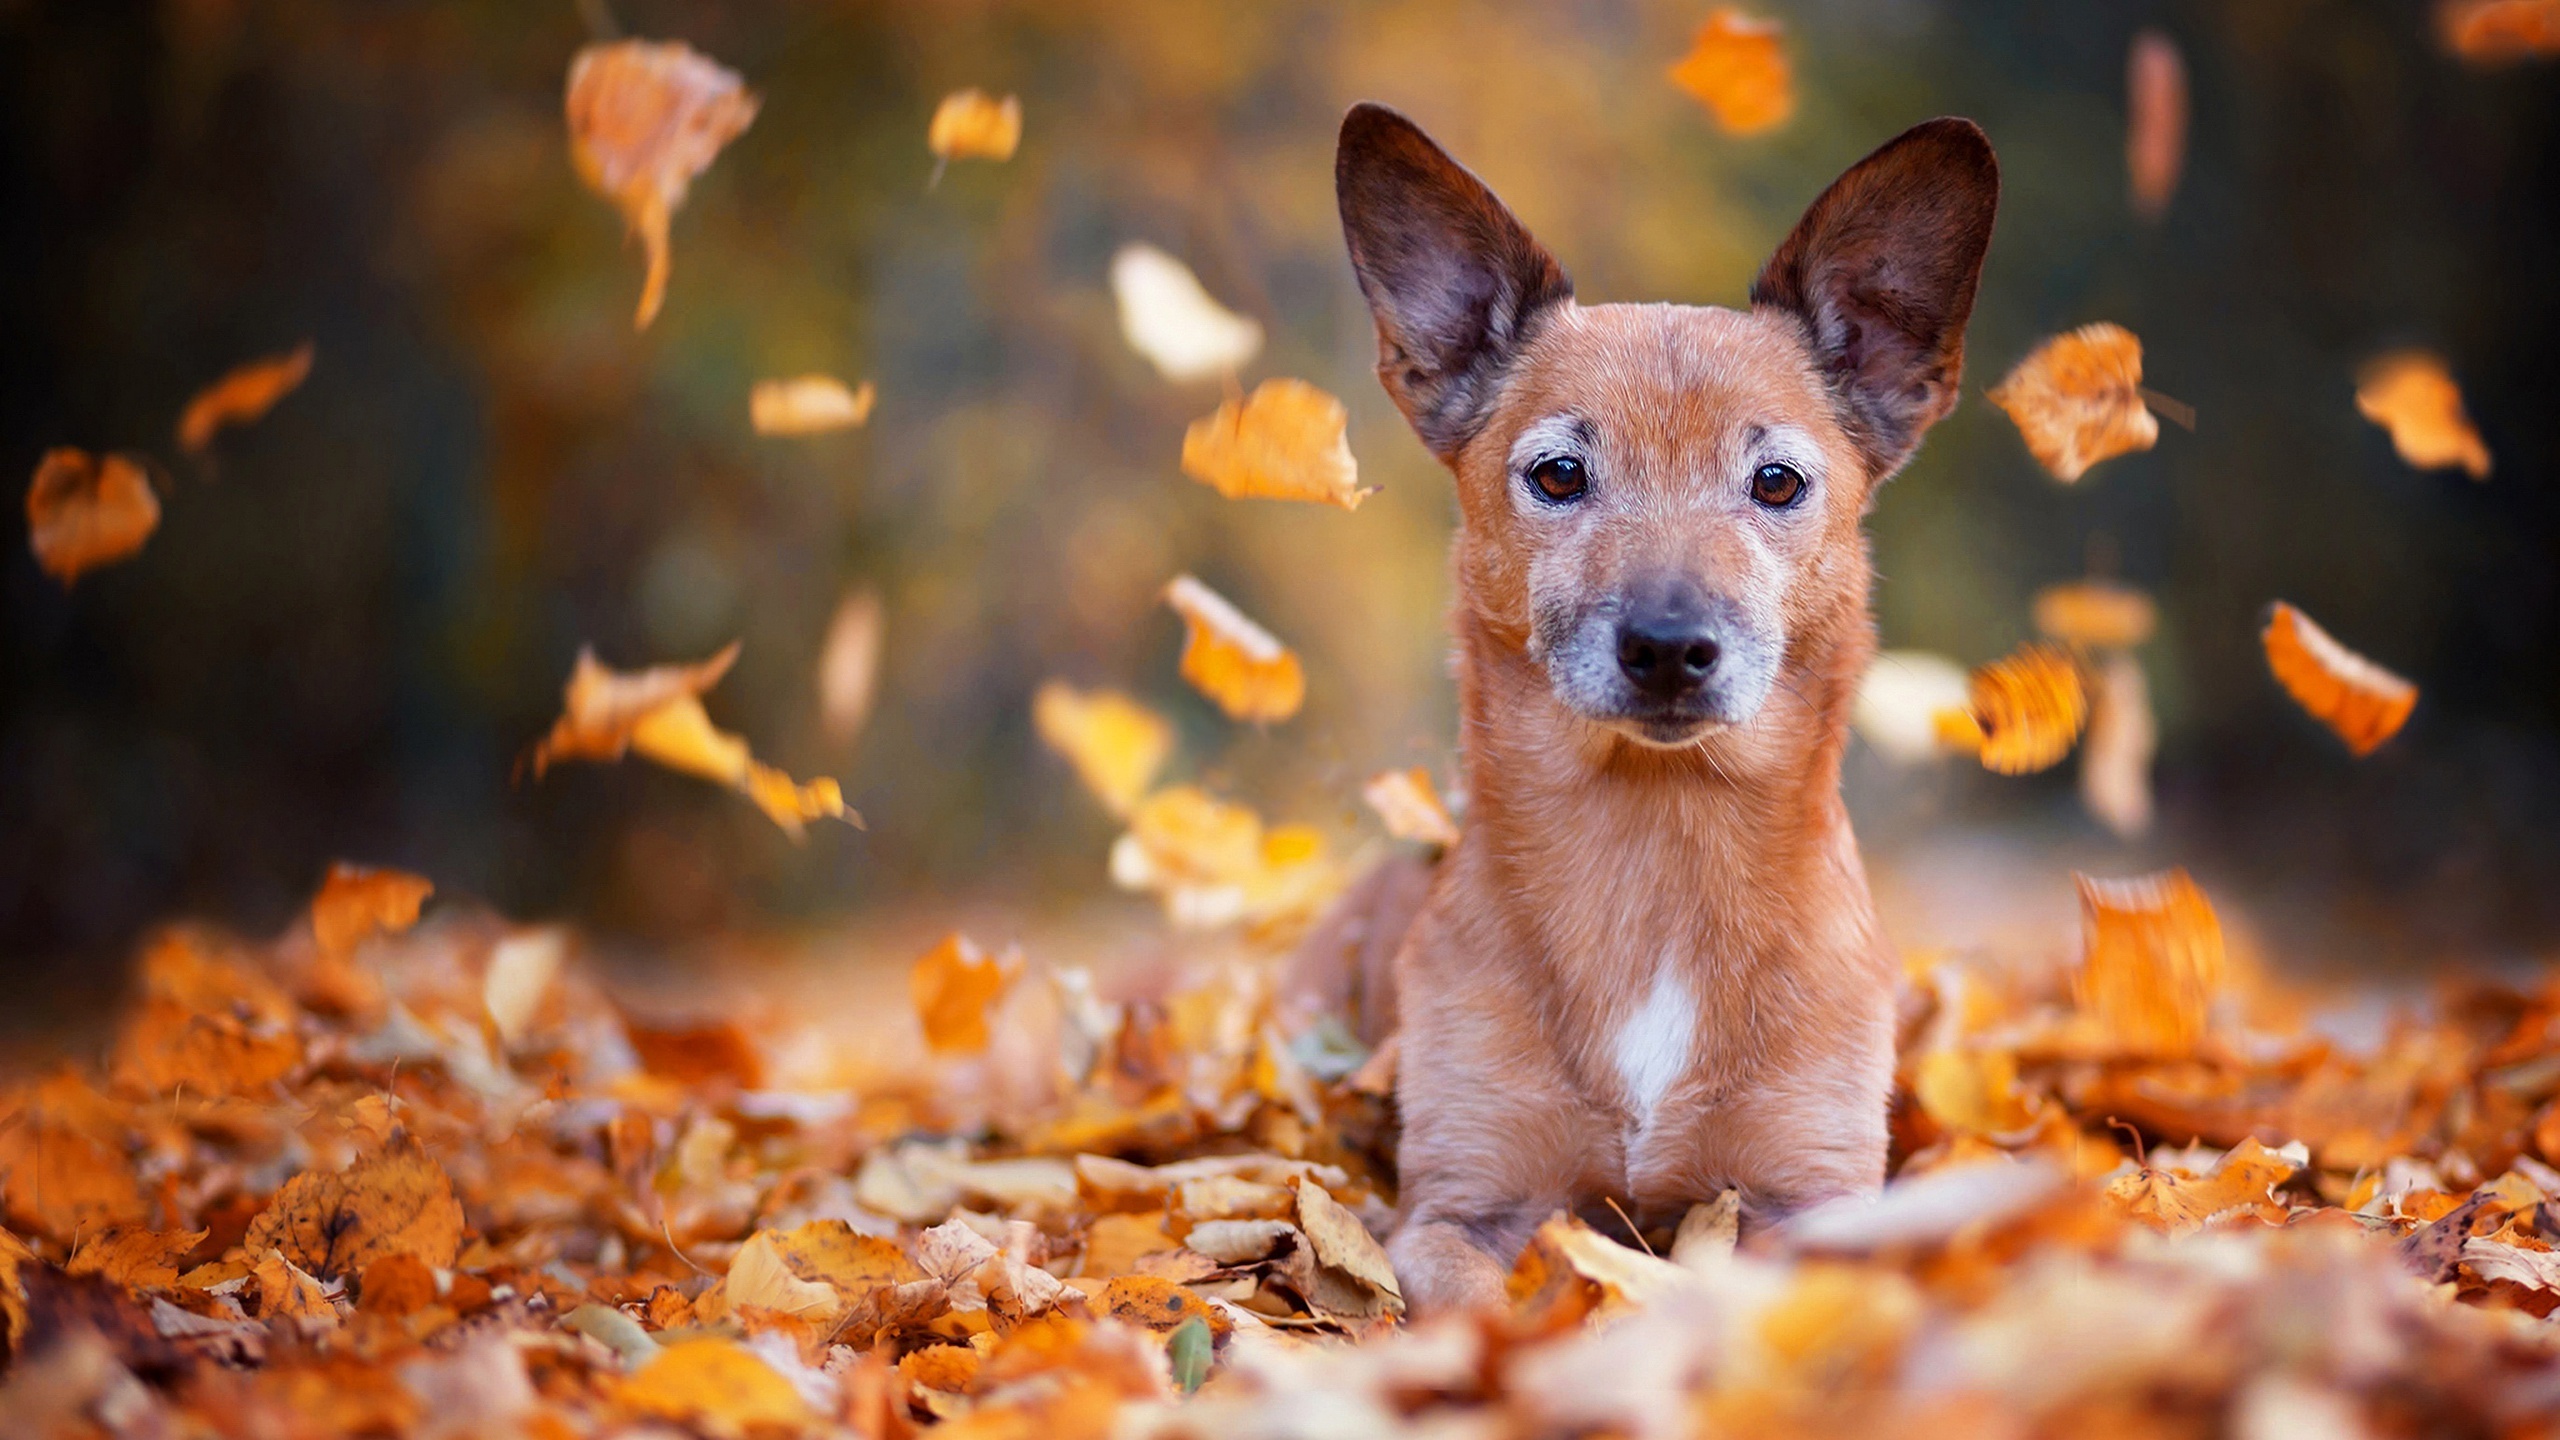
(5, 0, 2557, 1038)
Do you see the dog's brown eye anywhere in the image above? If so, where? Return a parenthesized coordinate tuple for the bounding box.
(1529, 456, 1587, 502)
(1750, 461, 1805, 508)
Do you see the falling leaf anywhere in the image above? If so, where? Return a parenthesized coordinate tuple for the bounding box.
(1987, 324, 2164, 482)
(2355, 351, 2491, 479)
(176, 342, 314, 454)
(2080, 652, 2156, 839)
(482, 928, 565, 1045)
(2440, 0, 2560, 61)
(309, 862, 433, 964)
(26, 448, 159, 586)
(2108, 1137, 2304, 1235)
(1033, 682, 1174, 816)
(2261, 601, 2417, 757)
(817, 589, 885, 744)
(1180, 378, 1368, 510)
(927, 89, 1021, 164)
(910, 933, 1023, 1056)
(1361, 768, 1459, 846)
(2125, 30, 2188, 220)
(1109, 786, 1336, 930)
(1667, 9, 1793, 135)
(1853, 651, 1973, 764)
(617, 1337, 813, 1439)
(749, 375, 875, 436)
(741, 761, 856, 841)
(1164, 574, 1306, 724)
(2074, 868, 2225, 1057)
(1112, 244, 1265, 383)
(1935, 644, 2088, 775)
(2034, 580, 2158, 651)
(240, 1135, 464, 1280)
(565, 39, 760, 329)
(531, 642, 740, 773)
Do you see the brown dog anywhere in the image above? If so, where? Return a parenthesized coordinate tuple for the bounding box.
(1326, 104, 1998, 1314)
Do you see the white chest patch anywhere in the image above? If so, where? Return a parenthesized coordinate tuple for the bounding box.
(1613, 969, 1696, 1130)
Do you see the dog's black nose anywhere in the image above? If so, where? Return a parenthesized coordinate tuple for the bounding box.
(1616, 616, 1719, 700)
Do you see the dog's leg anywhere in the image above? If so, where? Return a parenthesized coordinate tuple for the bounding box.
(1388, 1211, 1525, 1314)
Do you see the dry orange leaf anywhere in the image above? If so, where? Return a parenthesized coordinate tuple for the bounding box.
(1164, 574, 1305, 724)
(2440, 0, 2560, 61)
(2125, 30, 2188, 220)
(750, 375, 875, 436)
(2074, 869, 2225, 1058)
(618, 1337, 813, 1438)
(177, 342, 313, 454)
(1032, 682, 1174, 816)
(1987, 324, 2163, 482)
(26, 447, 158, 586)
(911, 933, 1023, 1056)
(1933, 644, 2087, 776)
(1362, 768, 1460, 846)
(1108, 785, 1336, 930)
(2261, 601, 2417, 757)
(310, 862, 433, 964)
(928, 89, 1022, 164)
(2109, 1137, 2304, 1235)
(241, 1135, 465, 1280)
(2032, 580, 2158, 650)
(1668, 9, 1794, 135)
(1179, 378, 1369, 510)
(2079, 651, 2157, 840)
(111, 930, 303, 1097)
(2355, 351, 2491, 479)
(256, 1247, 339, 1322)
(818, 589, 885, 745)
(532, 641, 740, 773)
(566, 40, 759, 329)
(0, 1075, 143, 1239)
(65, 1226, 207, 1291)
(1913, 1048, 2040, 1137)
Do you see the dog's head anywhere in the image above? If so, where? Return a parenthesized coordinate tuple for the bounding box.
(1337, 106, 1997, 748)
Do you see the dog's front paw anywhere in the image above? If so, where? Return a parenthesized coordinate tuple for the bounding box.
(1389, 1218, 1513, 1317)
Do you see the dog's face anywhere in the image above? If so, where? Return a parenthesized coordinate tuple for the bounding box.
(1338, 108, 1998, 748)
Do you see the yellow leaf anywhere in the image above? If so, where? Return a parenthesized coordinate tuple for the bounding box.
(2031, 580, 2157, 650)
(1987, 323, 2163, 482)
(743, 761, 856, 842)
(1667, 9, 1794, 135)
(530, 642, 741, 773)
(1032, 682, 1173, 816)
(1111, 244, 1263, 383)
(177, 342, 314, 455)
(750, 375, 875, 436)
(1853, 651, 1973, 765)
(566, 40, 759, 328)
(1163, 574, 1305, 723)
(2261, 601, 2416, 757)
(2074, 869, 2224, 1058)
(1179, 378, 1367, 510)
(928, 89, 1021, 162)
(616, 1337, 813, 1439)
(2355, 350, 2491, 479)
(1913, 1048, 2040, 1137)
(1361, 768, 1459, 846)
(26, 448, 158, 586)
(911, 933, 1022, 1056)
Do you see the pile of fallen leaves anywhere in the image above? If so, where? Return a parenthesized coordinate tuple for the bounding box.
(11, 854, 2560, 1437)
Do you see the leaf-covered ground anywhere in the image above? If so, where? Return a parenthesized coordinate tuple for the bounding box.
(8, 856, 2560, 1439)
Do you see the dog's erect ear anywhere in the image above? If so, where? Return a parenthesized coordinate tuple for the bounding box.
(1337, 103, 1572, 459)
(1753, 117, 1999, 481)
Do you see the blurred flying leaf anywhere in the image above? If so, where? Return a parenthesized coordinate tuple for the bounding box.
(750, 376, 875, 436)
(1112, 244, 1263, 383)
(529, 643, 856, 838)
(1109, 786, 1336, 930)
(1033, 682, 1174, 817)
(817, 589, 885, 745)
(2125, 30, 2188, 220)
(2079, 652, 2157, 839)
(910, 933, 1023, 1056)
(1934, 644, 2088, 776)
(1987, 324, 2170, 482)
(1853, 650, 1972, 765)
(565, 39, 759, 329)
(2074, 868, 2225, 1058)
(1667, 9, 1793, 135)
(2033, 581, 2158, 651)
(2439, 0, 2560, 61)
(927, 89, 1021, 168)
(1164, 574, 1306, 724)
(1362, 768, 1459, 846)
(176, 341, 313, 455)
(26, 447, 158, 586)
(2355, 351, 2491, 479)
(2261, 601, 2417, 757)
(1180, 378, 1369, 510)
(310, 862, 433, 964)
